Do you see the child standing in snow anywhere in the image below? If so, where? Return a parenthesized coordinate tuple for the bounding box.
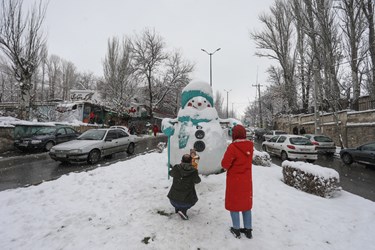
(167, 154, 201, 220)
(190, 148, 200, 170)
(221, 124, 254, 239)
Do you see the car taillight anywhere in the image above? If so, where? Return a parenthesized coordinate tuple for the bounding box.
(312, 141, 319, 145)
(287, 145, 295, 149)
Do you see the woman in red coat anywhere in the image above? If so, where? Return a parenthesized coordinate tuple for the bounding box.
(221, 124, 254, 239)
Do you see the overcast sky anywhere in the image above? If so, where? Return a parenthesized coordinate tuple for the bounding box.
(43, 0, 275, 117)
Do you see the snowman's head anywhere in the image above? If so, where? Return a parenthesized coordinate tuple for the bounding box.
(185, 96, 212, 110)
(180, 81, 214, 110)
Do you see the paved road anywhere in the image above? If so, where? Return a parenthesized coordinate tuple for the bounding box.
(253, 140, 375, 202)
(0, 135, 167, 191)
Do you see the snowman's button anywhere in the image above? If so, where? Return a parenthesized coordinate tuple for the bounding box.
(194, 141, 205, 152)
(195, 130, 205, 139)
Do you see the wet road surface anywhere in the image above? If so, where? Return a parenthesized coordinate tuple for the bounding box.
(0, 135, 167, 191)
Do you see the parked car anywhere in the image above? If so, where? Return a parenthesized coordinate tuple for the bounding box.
(340, 141, 375, 167)
(263, 130, 287, 141)
(304, 134, 336, 155)
(254, 128, 267, 140)
(262, 134, 318, 163)
(110, 125, 129, 133)
(245, 128, 255, 140)
(49, 128, 136, 164)
(14, 126, 80, 152)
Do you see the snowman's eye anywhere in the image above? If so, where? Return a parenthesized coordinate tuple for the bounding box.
(192, 100, 194, 102)
(204, 100, 206, 103)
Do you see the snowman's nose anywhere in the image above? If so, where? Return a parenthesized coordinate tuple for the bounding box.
(198, 103, 202, 106)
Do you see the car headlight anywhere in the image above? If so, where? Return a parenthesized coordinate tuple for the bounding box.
(31, 140, 42, 144)
(69, 149, 82, 154)
(50, 148, 55, 153)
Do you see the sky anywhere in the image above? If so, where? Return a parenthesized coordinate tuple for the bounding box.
(40, 0, 275, 118)
(1, 149, 374, 249)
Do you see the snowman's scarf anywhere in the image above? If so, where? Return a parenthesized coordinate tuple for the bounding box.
(177, 116, 211, 149)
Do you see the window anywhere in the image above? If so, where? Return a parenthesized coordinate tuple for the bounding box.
(277, 136, 286, 143)
(65, 128, 76, 134)
(57, 128, 67, 135)
(117, 130, 129, 138)
(106, 130, 118, 140)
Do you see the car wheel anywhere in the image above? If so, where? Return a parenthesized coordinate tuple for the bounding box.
(45, 141, 55, 151)
(88, 149, 101, 164)
(341, 153, 353, 165)
(306, 159, 315, 163)
(127, 143, 135, 155)
(262, 145, 267, 152)
(281, 151, 288, 161)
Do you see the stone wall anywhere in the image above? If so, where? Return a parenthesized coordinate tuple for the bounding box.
(273, 110, 375, 148)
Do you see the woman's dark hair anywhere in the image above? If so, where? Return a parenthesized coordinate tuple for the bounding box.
(181, 154, 192, 163)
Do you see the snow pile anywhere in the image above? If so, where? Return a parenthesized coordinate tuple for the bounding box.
(252, 149, 272, 167)
(0, 152, 374, 249)
(282, 160, 340, 198)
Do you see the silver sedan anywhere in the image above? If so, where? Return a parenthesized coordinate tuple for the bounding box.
(49, 128, 136, 164)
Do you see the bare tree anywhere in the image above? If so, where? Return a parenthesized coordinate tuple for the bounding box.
(47, 55, 61, 100)
(132, 28, 168, 118)
(162, 50, 194, 115)
(359, 0, 375, 103)
(61, 60, 77, 100)
(214, 90, 225, 118)
(251, 0, 297, 112)
(102, 36, 134, 109)
(339, 0, 367, 110)
(0, 0, 47, 119)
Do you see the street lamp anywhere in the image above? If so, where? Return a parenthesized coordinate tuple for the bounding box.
(224, 89, 232, 118)
(201, 48, 221, 87)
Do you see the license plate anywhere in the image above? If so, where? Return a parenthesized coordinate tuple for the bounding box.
(300, 148, 311, 152)
(56, 153, 66, 158)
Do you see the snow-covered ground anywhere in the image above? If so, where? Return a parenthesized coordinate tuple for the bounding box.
(0, 151, 374, 250)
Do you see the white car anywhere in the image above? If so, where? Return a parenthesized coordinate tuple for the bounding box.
(49, 128, 136, 164)
(303, 134, 336, 155)
(262, 134, 318, 163)
(263, 130, 287, 141)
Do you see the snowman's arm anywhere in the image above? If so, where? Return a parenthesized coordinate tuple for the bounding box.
(161, 118, 178, 136)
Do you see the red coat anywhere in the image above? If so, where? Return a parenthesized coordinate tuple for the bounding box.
(221, 139, 254, 211)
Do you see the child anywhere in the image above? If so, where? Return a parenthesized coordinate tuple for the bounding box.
(190, 148, 200, 170)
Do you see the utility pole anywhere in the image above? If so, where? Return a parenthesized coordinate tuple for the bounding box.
(252, 70, 263, 128)
(224, 89, 232, 118)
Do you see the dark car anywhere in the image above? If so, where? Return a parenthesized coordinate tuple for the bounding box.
(14, 126, 80, 152)
(340, 142, 375, 167)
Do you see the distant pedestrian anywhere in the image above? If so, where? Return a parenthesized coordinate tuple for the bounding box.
(300, 127, 306, 135)
(129, 124, 136, 135)
(153, 124, 159, 136)
(167, 154, 201, 220)
(221, 124, 254, 239)
(293, 126, 298, 135)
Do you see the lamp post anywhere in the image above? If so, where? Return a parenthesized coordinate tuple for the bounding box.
(224, 89, 232, 118)
(201, 48, 221, 87)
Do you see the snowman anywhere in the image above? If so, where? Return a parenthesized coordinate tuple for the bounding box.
(162, 80, 240, 175)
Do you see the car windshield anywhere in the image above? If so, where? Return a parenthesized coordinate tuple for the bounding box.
(290, 137, 313, 145)
(314, 136, 333, 142)
(33, 127, 56, 135)
(78, 130, 106, 140)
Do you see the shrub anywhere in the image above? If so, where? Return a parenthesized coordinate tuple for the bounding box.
(252, 149, 271, 167)
(282, 160, 340, 198)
